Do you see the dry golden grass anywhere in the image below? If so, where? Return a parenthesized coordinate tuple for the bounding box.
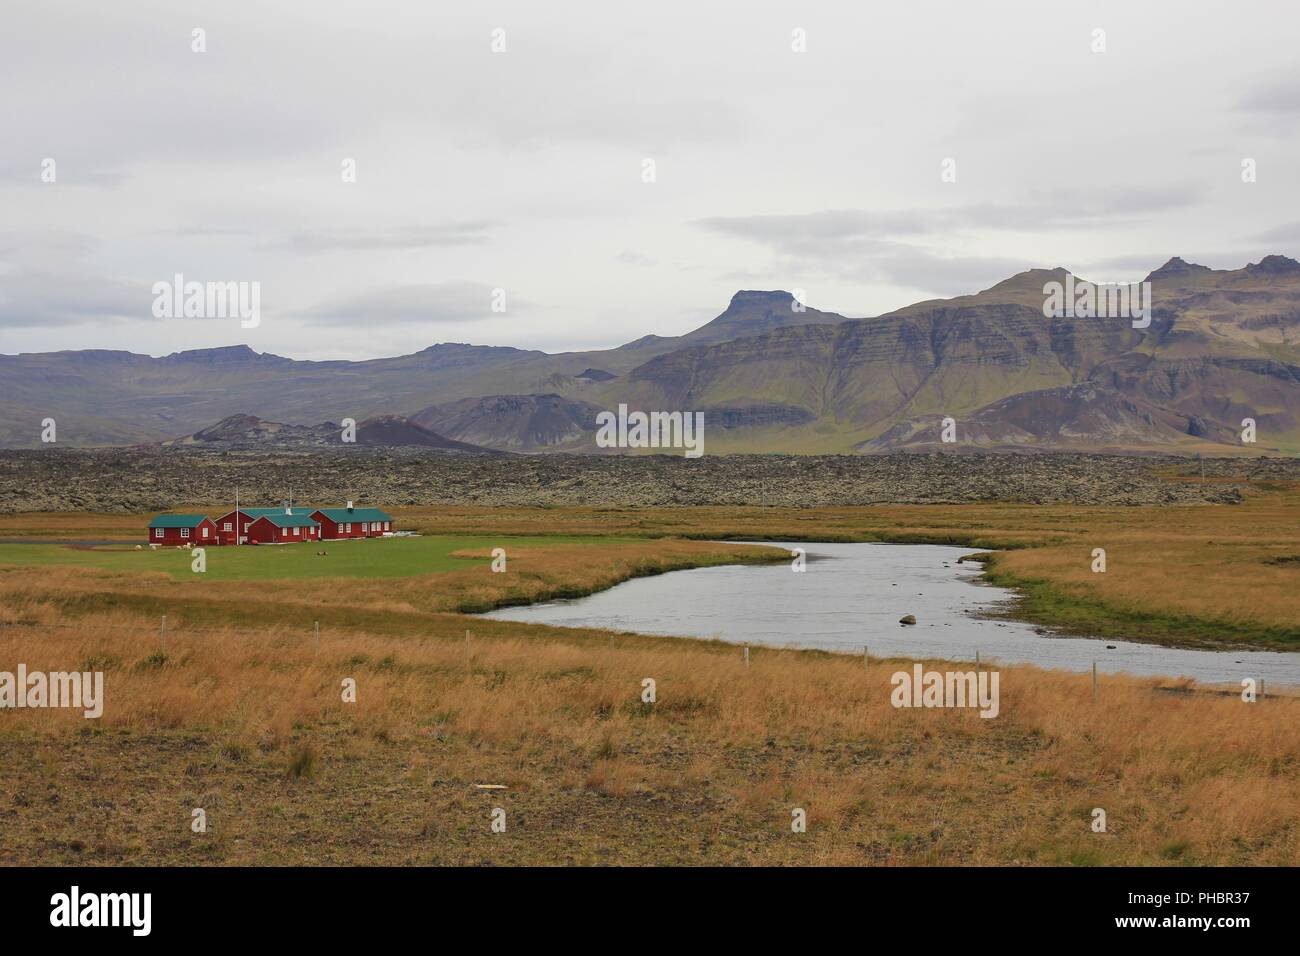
(0, 605, 1295, 866)
(0, 491, 1297, 865)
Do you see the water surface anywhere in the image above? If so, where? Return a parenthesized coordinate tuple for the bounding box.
(483, 542, 1300, 686)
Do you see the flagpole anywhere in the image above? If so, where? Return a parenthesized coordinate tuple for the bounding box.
(235, 488, 240, 546)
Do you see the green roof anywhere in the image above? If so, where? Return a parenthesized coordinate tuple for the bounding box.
(253, 514, 320, 529)
(231, 507, 314, 517)
(312, 507, 392, 523)
(148, 514, 210, 529)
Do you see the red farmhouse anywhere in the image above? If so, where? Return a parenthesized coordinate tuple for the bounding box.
(310, 503, 394, 540)
(147, 514, 217, 546)
(212, 507, 315, 546)
(245, 513, 322, 545)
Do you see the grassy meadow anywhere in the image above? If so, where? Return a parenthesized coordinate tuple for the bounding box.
(0, 535, 635, 582)
(0, 480, 1297, 865)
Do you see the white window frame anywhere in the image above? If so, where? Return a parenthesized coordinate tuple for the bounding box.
(180, 528, 190, 539)
(154, 528, 164, 538)
(201, 526, 209, 538)
(361, 523, 368, 533)
(293, 526, 300, 536)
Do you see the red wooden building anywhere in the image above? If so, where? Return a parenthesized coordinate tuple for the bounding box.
(245, 513, 322, 545)
(310, 503, 394, 540)
(147, 514, 218, 546)
(212, 507, 315, 546)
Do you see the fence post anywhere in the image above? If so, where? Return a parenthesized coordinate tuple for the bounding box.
(314, 621, 320, 656)
(1092, 661, 1098, 703)
(744, 643, 750, 667)
(863, 645, 868, 671)
(160, 615, 166, 653)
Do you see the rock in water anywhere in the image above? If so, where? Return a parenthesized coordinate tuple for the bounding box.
(899, 614, 917, 625)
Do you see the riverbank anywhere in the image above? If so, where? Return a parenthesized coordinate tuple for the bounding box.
(483, 541, 1300, 685)
(1, 602, 1295, 866)
(389, 485, 1300, 652)
(1, 503, 1296, 865)
(2, 481, 1298, 651)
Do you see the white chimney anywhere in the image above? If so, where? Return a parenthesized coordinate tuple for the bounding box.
(346, 500, 354, 511)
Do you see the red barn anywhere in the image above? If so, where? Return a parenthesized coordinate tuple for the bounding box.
(213, 507, 314, 546)
(310, 503, 394, 540)
(246, 513, 322, 544)
(147, 514, 218, 546)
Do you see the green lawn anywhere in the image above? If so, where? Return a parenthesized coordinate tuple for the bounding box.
(0, 535, 625, 582)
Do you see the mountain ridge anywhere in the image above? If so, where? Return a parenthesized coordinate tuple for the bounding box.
(3, 255, 1297, 454)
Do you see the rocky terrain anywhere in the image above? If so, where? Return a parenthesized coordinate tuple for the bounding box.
(161, 413, 495, 452)
(409, 394, 603, 452)
(3, 449, 1296, 514)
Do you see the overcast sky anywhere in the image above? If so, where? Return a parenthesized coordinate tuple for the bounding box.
(2, 0, 1297, 360)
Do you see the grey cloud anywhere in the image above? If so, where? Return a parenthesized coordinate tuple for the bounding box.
(872, 251, 1035, 296)
(0, 233, 152, 327)
(615, 251, 658, 267)
(696, 209, 936, 245)
(270, 222, 503, 254)
(966, 186, 1203, 229)
(695, 190, 1203, 252)
(0, 270, 150, 328)
(1079, 254, 1177, 277)
(1253, 222, 1300, 244)
(0, 231, 103, 262)
(1238, 79, 1300, 112)
(0, 157, 127, 188)
(297, 281, 518, 326)
(693, 190, 1204, 294)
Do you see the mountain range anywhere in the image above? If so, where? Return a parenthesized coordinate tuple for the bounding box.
(3, 256, 1298, 455)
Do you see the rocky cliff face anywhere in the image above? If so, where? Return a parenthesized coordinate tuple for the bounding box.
(594, 258, 1300, 454)
(410, 394, 604, 451)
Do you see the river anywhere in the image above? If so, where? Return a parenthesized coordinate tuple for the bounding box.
(482, 541, 1300, 686)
